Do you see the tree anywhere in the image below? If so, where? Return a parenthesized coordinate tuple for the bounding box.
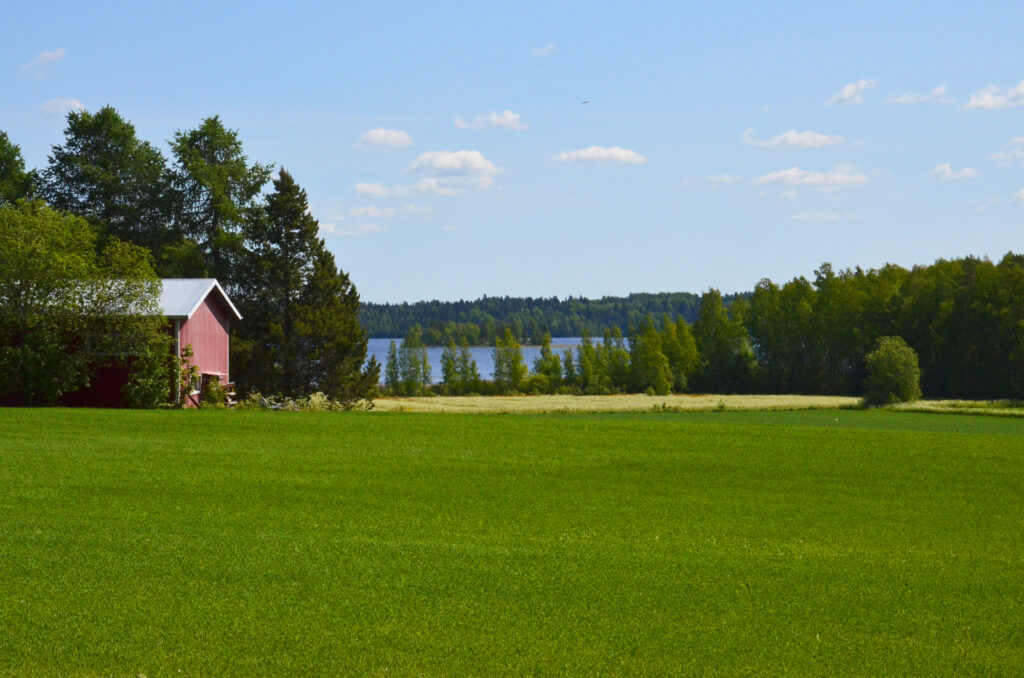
(39, 107, 172, 255)
(532, 332, 562, 391)
(692, 289, 756, 393)
(0, 201, 170, 406)
(385, 340, 400, 393)
(169, 116, 271, 287)
(629, 317, 671, 395)
(397, 325, 431, 395)
(492, 328, 527, 393)
(862, 336, 922, 406)
(0, 131, 35, 205)
(232, 170, 377, 406)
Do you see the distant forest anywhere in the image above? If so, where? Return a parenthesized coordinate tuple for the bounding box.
(360, 292, 745, 344)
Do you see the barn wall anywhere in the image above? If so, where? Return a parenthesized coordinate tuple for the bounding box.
(180, 295, 231, 381)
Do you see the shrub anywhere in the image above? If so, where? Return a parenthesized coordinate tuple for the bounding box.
(200, 376, 229, 409)
(863, 336, 922, 406)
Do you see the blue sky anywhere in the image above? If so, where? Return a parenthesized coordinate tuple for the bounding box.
(4, 1, 1023, 302)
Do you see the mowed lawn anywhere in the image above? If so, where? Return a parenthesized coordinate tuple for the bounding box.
(1, 410, 1023, 675)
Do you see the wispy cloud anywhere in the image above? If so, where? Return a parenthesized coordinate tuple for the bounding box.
(964, 80, 1024, 110)
(353, 176, 494, 198)
(320, 222, 387, 236)
(359, 128, 414, 148)
(349, 205, 432, 219)
(742, 128, 844, 149)
(990, 137, 1024, 165)
(442, 224, 458, 231)
(929, 163, 979, 180)
(1013, 189, 1024, 205)
(792, 211, 851, 222)
(779, 189, 798, 199)
(752, 164, 868, 187)
(552, 146, 647, 164)
(40, 98, 85, 115)
(533, 43, 557, 56)
(885, 85, 955, 105)
(23, 48, 65, 77)
(455, 110, 527, 131)
(707, 173, 742, 185)
(828, 79, 876, 105)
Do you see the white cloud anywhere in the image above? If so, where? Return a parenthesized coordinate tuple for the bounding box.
(406, 150, 501, 177)
(1013, 189, 1024, 205)
(707, 173, 742, 185)
(552, 146, 647, 164)
(752, 164, 868, 187)
(828, 79, 876, 105)
(354, 176, 494, 198)
(991, 137, 1024, 165)
(349, 205, 432, 219)
(929, 163, 979, 180)
(359, 128, 414, 148)
(442, 224, 458, 231)
(533, 43, 557, 56)
(23, 48, 65, 76)
(964, 81, 1024, 110)
(742, 128, 844, 149)
(779, 189, 798, 199)
(40, 98, 85, 115)
(320, 222, 386, 236)
(792, 211, 851, 222)
(885, 85, 955, 105)
(454, 110, 527, 131)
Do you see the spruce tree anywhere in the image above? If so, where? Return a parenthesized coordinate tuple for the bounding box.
(233, 169, 377, 405)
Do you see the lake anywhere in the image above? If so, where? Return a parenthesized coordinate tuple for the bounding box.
(368, 337, 586, 384)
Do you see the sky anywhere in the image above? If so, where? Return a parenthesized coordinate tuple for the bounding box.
(3, 1, 1023, 302)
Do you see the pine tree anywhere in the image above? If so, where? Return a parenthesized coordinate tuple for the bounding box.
(233, 169, 377, 405)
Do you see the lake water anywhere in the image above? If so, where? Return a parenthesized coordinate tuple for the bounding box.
(368, 337, 586, 384)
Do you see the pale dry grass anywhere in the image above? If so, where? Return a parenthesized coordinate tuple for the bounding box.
(892, 400, 1024, 417)
(372, 393, 862, 414)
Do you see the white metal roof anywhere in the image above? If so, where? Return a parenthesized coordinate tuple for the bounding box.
(158, 279, 242, 321)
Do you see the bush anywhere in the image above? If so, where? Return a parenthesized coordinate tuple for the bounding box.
(863, 336, 922, 406)
(200, 376, 229, 409)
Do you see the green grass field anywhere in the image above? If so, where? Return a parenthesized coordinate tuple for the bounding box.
(2, 409, 1023, 675)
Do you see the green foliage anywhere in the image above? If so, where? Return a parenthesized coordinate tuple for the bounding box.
(4, 408, 1024, 674)
(0, 201, 168, 406)
(39, 106, 173, 254)
(692, 289, 757, 393)
(863, 336, 923, 406)
(397, 325, 431, 395)
(200, 375, 229, 409)
(0, 131, 35, 205)
(628, 317, 672, 395)
(168, 115, 272, 284)
(233, 169, 377, 406)
(492, 328, 527, 393)
(385, 340, 400, 393)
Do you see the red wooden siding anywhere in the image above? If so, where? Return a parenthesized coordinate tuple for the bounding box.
(180, 294, 231, 381)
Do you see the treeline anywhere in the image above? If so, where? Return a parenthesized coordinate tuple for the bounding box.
(385, 257, 1024, 400)
(0, 111, 377, 406)
(360, 292, 751, 344)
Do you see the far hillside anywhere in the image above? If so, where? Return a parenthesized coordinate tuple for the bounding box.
(360, 292, 746, 344)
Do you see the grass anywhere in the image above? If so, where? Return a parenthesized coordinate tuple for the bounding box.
(373, 392, 862, 413)
(894, 399, 1024, 418)
(1, 408, 1023, 675)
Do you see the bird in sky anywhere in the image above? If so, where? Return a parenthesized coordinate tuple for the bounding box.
(582, 100, 589, 104)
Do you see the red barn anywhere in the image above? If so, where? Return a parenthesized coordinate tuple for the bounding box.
(160, 279, 243, 407)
